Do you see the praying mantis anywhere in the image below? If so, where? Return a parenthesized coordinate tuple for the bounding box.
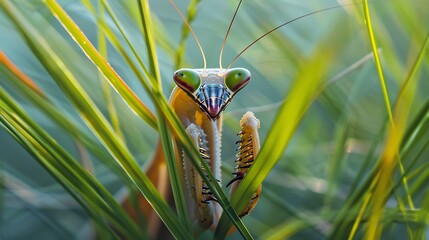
(122, 0, 262, 236)
(122, 0, 357, 238)
(116, 0, 291, 237)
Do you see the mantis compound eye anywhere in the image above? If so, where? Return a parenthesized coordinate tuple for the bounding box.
(173, 68, 201, 93)
(224, 68, 251, 93)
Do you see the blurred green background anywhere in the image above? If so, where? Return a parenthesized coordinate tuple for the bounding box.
(1, 0, 428, 239)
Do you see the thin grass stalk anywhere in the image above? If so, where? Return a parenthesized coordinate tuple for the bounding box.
(136, 0, 191, 229)
(93, 0, 158, 91)
(137, 0, 161, 89)
(361, 0, 394, 125)
(97, 0, 123, 140)
(322, 119, 349, 215)
(173, 0, 201, 69)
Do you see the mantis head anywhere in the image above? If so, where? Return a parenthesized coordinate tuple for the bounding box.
(173, 68, 251, 120)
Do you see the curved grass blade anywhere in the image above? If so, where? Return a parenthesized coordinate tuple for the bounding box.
(361, 28, 426, 240)
(96, 1, 124, 141)
(0, 119, 121, 239)
(46, 0, 158, 130)
(81, 0, 157, 93)
(157, 114, 192, 230)
(136, 0, 161, 88)
(362, 0, 394, 125)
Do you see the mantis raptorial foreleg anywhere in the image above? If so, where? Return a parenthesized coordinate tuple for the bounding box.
(183, 124, 215, 229)
(228, 112, 261, 218)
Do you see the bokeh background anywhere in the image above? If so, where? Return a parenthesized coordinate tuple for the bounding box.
(1, 0, 428, 239)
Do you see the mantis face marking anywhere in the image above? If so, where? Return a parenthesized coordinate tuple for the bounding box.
(173, 68, 251, 120)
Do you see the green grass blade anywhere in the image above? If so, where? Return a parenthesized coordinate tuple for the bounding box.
(45, 0, 158, 130)
(98, 0, 191, 226)
(136, 0, 161, 88)
(81, 0, 157, 92)
(398, 32, 429, 154)
(362, 0, 394, 125)
(97, 0, 124, 141)
(262, 219, 312, 240)
(322, 119, 349, 215)
(358, 4, 417, 235)
(173, 0, 201, 69)
(157, 115, 191, 229)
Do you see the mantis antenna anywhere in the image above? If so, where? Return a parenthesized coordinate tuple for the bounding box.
(168, 0, 207, 71)
(219, 0, 244, 70)
(226, 4, 353, 69)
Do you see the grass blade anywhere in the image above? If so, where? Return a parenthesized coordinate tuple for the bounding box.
(45, 0, 158, 130)
(136, 0, 161, 87)
(362, 0, 394, 125)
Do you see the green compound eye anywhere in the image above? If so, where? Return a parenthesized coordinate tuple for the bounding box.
(173, 69, 201, 93)
(225, 68, 251, 92)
